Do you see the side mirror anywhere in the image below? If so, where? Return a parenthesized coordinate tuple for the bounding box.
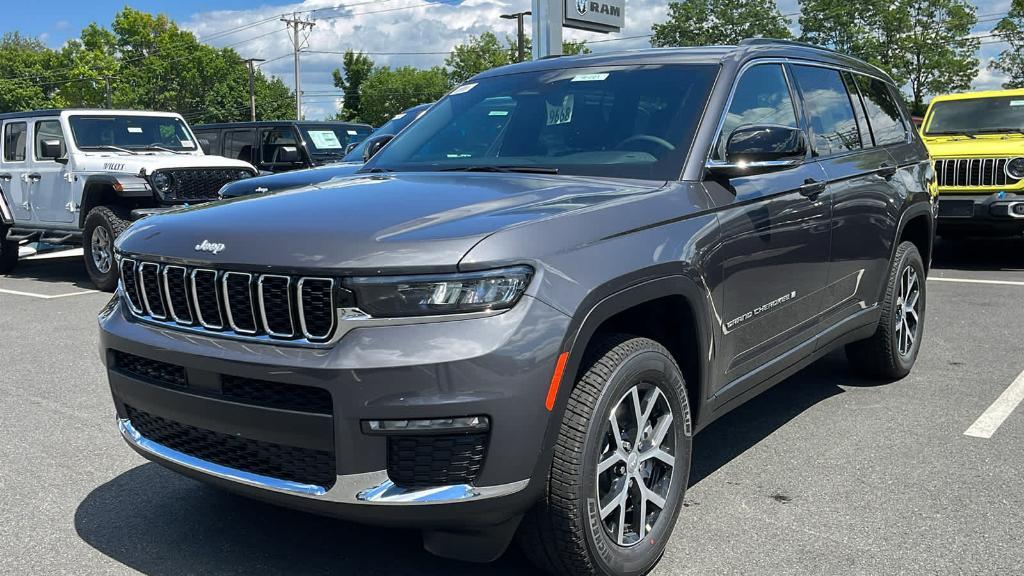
(275, 145, 300, 164)
(362, 134, 395, 162)
(707, 125, 806, 176)
(40, 139, 63, 161)
(345, 142, 359, 154)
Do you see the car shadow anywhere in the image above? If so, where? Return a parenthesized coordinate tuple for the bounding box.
(75, 352, 861, 575)
(931, 236, 1024, 272)
(7, 253, 95, 290)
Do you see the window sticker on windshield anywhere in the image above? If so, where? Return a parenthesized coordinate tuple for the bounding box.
(307, 130, 343, 149)
(347, 129, 358, 135)
(450, 83, 477, 95)
(489, 110, 510, 116)
(127, 127, 143, 133)
(546, 95, 574, 126)
(1011, 100, 1024, 107)
(571, 73, 609, 82)
(180, 139, 194, 148)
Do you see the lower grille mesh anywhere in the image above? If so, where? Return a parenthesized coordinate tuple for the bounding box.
(387, 433, 488, 489)
(221, 375, 332, 415)
(114, 350, 187, 388)
(126, 405, 336, 488)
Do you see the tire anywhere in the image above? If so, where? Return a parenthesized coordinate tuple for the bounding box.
(83, 206, 130, 292)
(519, 335, 693, 576)
(845, 241, 926, 380)
(0, 224, 17, 274)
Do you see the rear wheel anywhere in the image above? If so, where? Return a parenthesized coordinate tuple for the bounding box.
(846, 241, 926, 380)
(519, 335, 692, 576)
(0, 224, 17, 274)
(83, 206, 130, 291)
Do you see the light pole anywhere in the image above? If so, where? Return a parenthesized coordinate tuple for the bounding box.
(500, 11, 532, 63)
(243, 58, 265, 122)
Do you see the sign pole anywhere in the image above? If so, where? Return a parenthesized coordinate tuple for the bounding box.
(532, 0, 563, 60)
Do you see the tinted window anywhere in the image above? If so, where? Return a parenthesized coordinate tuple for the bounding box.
(194, 130, 219, 154)
(3, 122, 27, 162)
(792, 65, 861, 156)
(343, 106, 429, 162)
(855, 75, 907, 145)
(843, 72, 874, 149)
(259, 127, 299, 165)
(714, 64, 798, 160)
(299, 124, 372, 159)
(926, 96, 1024, 136)
(69, 115, 196, 151)
(368, 65, 718, 180)
(34, 120, 66, 159)
(224, 130, 254, 163)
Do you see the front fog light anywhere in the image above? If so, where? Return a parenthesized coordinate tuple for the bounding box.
(344, 266, 532, 317)
(1006, 157, 1024, 180)
(365, 416, 490, 434)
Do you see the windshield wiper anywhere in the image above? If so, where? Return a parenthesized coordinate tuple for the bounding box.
(926, 130, 976, 139)
(976, 128, 1024, 136)
(79, 145, 138, 155)
(441, 165, 559, 174)
(141, 144, 187, 154)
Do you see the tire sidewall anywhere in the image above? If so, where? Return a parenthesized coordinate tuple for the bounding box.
(83, 210, 119, 291)
(579, 348, 692, 576)
(888, 244, 926, 374)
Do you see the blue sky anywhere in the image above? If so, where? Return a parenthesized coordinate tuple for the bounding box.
(1, 0, 1013, 120)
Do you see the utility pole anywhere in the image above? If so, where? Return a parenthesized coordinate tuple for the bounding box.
(243, 58, 265, 122)
(104, 77, 112, 109)
(500, 11, 532, 63)
(281, 13, 316, 120)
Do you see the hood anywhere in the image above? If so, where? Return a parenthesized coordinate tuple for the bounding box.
(117, 172, 664, 272)
(923, 135, 1024, 158)
(76, 152, 255, 174)
(220, 162, 364, 198)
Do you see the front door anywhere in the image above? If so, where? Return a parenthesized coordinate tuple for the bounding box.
(2, 121, 32, 222)
(30, 119, 74, 224)
(705, 63, 833, 396)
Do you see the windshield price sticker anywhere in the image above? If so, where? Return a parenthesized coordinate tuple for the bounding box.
(308, 130, 343, 149)
(451, 83, 477, 95)
(127, 127, 143, 133)
(1011, 100, 1024, 107)
(571, 73, 609, 82)
(546, 95, 575, 126)
(347, 130, 358, 135)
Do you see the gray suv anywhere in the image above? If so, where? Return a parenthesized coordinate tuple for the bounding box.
(100, 40, 935, 576)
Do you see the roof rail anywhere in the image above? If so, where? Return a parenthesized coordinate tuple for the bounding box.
(739, 37, 838, 54)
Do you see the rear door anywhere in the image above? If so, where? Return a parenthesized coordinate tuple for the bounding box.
(706, 62, 833, 396)
(30, 119, 75, 223)
(223, 129, 255, 165)
(2, 121, 33, 222)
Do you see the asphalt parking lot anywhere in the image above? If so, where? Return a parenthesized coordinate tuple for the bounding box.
(2, 240, 1023, 575)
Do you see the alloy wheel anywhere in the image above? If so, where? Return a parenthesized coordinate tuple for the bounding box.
(596, 383, 675, 547)
(91, 225, 113, 274)
(895, 265, 920, 357)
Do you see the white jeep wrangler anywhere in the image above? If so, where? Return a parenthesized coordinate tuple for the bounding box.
(0, 109, 257, 290)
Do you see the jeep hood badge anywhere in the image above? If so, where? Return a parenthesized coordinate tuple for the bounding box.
(194, 240, 226, 254)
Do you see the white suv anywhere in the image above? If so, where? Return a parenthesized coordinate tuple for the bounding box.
(0, 109, 257, 289)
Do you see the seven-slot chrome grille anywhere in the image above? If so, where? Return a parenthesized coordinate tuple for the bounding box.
(119, 258, 337, 343)
(934, 158, 1021, 189)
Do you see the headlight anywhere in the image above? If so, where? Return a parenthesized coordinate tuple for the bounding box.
(1006, 157, 1024, 180)
(152, 172, 173, 193)
(343, 266, 533, 317)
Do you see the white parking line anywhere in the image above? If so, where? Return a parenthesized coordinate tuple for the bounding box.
(0, 288, 98, 300)
(929, 277, 1024, 287)
(964, 369, 1024, 439)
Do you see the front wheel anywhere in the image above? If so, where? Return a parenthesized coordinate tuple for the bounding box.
(846, 241, 926, 380)
(83, 206, 130, 292)
(519, 335, 692, 576)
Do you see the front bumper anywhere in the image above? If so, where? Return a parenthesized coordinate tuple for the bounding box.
(936, 192, 1024, 236)
(99, 293, 570, 529)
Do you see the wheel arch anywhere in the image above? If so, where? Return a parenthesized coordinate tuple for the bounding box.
(898, 210, 933, 272)
(78, 175, 151, 228)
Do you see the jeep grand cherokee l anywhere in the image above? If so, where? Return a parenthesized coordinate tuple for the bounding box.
(100, 40, 935, 576)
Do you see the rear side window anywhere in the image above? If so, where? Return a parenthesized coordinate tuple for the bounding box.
(223, 130, 254, 163)
(3, 122, 27, 162)
(34, 120, 66, 159)
(714, 64, 798, 160)
(792, 65, 862, 156)
(854, 75, 908, 146)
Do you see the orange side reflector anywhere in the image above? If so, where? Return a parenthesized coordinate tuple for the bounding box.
(545, 352, 569, 411)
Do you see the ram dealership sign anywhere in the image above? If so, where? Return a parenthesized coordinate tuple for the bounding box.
(563, 0, 624, 33)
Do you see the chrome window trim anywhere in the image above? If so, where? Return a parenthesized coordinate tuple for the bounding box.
(221, 271, 257, 335)
(137, 262, 166, 320)
(162, 265, 193, 325)
(257, 274, 295, 338)
(190, 268, 223, 329)
(297, 277, 336, 341)
(119, 258, 144, 314)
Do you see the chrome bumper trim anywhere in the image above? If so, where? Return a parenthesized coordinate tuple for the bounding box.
(119, 417, 529, 504)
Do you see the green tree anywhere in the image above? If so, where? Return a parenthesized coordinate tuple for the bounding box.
(651, 0, 793, 47)
(332, 50, 374, 121)
(505, 36, 592, 62)
(358, 65, 450, 126)
(445, 32, 509, 85)
(0, 33, 64, 112)
(799, 0, 910, 85)
(897, 0, 979, 114)
(991, 0, 1024, 89)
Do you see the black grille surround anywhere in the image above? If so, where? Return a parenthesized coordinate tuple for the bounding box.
(113, 350, 186, 388)
(151, 168, 252, 203)
(935, 158, 1021, 189)
(387, 433, 488, 489)
(126, 405, 336, 488)
(120, 259, 338, 344)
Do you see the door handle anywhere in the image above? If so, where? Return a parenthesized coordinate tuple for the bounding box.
(26, 173, 41, 182)
(0, 173, 10, 181)
(878, 163, 897, 180)
(798, 178, 826, 201)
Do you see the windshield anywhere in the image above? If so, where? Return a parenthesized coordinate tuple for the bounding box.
(300, 124, 373, 157)
(343, 108, 426, 162)
(926, 96, 1024, 135)
(364, 64, 718, 180)
(69, 115, 197, 151)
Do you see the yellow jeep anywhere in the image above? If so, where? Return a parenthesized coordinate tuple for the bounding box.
(921, 88, 1024, 238)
